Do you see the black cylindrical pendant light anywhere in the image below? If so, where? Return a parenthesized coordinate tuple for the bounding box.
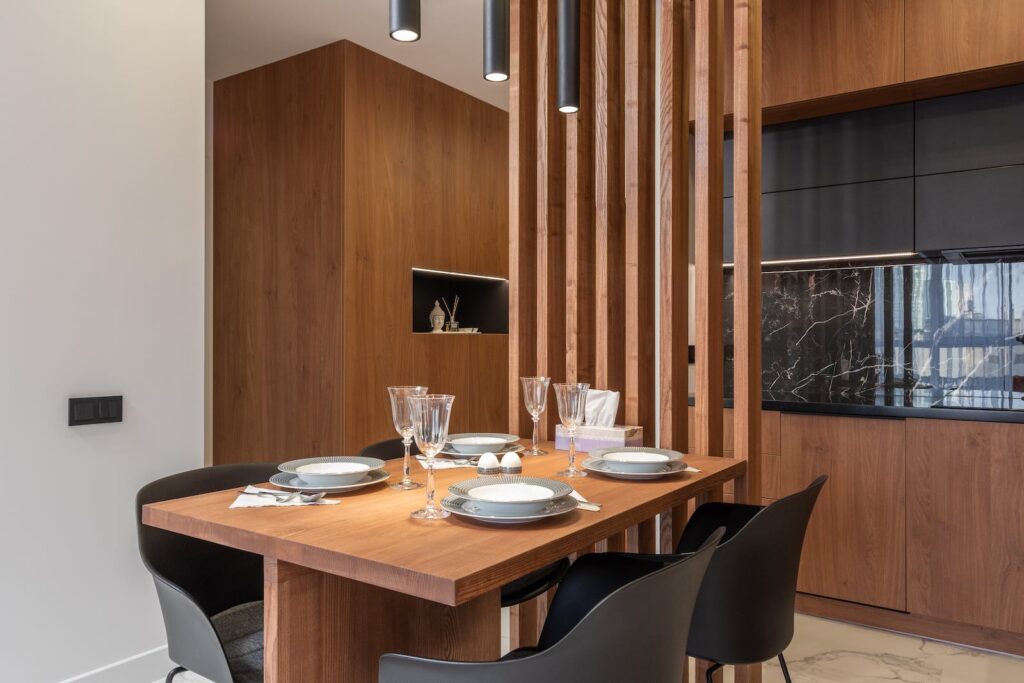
(483, 0, 510, 82)
(556, 0, 579, 113)
(389, 0, 421, 42)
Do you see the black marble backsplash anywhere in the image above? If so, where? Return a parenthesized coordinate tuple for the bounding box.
(723, 261, 1024, 410)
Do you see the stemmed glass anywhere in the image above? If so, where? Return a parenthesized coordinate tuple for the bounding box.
(407, 394, 455, 520)
(387, 386, 428, 490)
(520, 377, 551, 455)
(554, 383, 589, 478)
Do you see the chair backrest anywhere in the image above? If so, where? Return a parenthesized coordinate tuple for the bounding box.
(686, 476, 827, 665)
(378, 529, 724, 683)
(136, 463, 278, 617)
(359, 438, 420, 461)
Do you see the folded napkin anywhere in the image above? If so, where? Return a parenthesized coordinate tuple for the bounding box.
(416, 456, 477, 470)
(585, 389, 620, 426)
(230, 486, 340, 509)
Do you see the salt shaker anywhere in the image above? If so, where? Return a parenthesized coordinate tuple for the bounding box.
(500, 451, 523, 475)
(477, 452, 501, 476)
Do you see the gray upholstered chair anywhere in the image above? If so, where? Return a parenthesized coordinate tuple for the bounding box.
(136, 463, 279, 683)
(377, 527, 725, 683)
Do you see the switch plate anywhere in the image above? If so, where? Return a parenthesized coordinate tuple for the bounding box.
(68, 396, 123, 426)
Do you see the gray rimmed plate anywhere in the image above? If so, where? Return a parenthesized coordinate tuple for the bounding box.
(446, 433, 521, 455)
(268, 469, 390, 493)
(582, 457, 688, 480)
(448, 476, 573, 515)
(589, 447, 684, 474)
(278, 456, 386, 486)
(441, 494, 578, 525)
(437, 442, 524, 459)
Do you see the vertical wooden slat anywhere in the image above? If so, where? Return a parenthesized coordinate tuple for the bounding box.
(733, 1, 763, 678)
(694, 0, 726, 478)
(537, 0, 567, 440)
(509, 0, 538, 437)
(509, 596, 543, 650)
(638, 517, 658, 553)
(659, 509, 675, 553)
(624, 0, 656, 440)
(566, 1, 596, 386)
(658, 0, 691, 452)
(594, 0, 626, 409)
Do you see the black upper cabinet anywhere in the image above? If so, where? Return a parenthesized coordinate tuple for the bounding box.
(724, 179, 914, 263)
(916, 84, 1024, 176)
(916, 166, 1024, 254)
(724, 104, 913, 197)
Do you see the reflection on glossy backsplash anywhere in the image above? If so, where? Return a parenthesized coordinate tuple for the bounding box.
(723, 261, 1024, 410)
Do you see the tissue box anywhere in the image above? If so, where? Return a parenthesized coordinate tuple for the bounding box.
(555, 425, 643, 453)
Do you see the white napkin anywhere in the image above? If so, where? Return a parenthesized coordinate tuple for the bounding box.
(585, 389, 620, 426)
(416, 456, 476, 470)
(230, 486, 340, 508)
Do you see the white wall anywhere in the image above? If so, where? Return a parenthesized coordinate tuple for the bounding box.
(0, 2, 205, 681)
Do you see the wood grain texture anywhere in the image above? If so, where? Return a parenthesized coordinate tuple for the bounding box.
(509, 1, 539, 435)
(906, 418, 1024, 633)
(731, 0, 762, 506)
(780, 414, 906, 610)
(144, 443, 746, 606)
(693, 0, 725, 463)
(763, 0, 904, 105)
(797, 592, 1024, 658)
(594, 0, 626, 412)
(658, 0, 690, 453)
(906, 0, 1024, 81)
(536, 0, 567, 440)
(624, 0, 656, 441)
(566, 1, 596, 386)
(510, 597, 543, 649)
(213, 43, 346, 465)
(214, 41, 510, 463)
(265, 557, 500, 683)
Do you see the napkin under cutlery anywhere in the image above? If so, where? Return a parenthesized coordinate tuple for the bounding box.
(230, 486, 339, 508)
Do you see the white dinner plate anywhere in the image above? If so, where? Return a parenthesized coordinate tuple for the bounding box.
(268, 469, 390, 493)
(448, 476, 572, 515)
(437, 442, 524, 459)
(581, 457, 688, 480)
(441, 494, 578, 525)
(589, 447, 684, 473)
(446, 433, 521, 454)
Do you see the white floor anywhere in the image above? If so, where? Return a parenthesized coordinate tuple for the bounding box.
(165, 614, 1024, 683)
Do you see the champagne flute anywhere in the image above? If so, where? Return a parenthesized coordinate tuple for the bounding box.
(520, 376, 551, 455)
(408, 394, 455, 520)
(387, 386, 428, 490)
(554, 383, 589, 478)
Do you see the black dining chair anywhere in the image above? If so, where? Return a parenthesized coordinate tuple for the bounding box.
(136, 463, 279, 683)
(360, 437, 572, 608)
(378, 528, 725, 683)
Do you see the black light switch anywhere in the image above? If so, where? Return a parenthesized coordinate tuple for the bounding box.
(69, 396, 123, 426)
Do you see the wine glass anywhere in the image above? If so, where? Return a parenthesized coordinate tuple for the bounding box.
(387, 386, 428, 490)
(520, 377, 551, 455)
(407, 394, 455, 520)
(554, 383, 589, 478)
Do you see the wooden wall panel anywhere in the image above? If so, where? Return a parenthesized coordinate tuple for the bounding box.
(213, 45, 347, 464)
(907, 419, 1024, 633)
(536, 0, 567, 440)
(781, 413, 906, 611)
(509, 1, 539, 436)
(658, 0, 690, 451)
(566, 1, 596, 386)
(624, 0, 656, 439)
(906, 0, 1024, 81)
(594, 0, 626, 416)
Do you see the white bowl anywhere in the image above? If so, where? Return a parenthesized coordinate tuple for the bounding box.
(594, 448, 683, 474)
(450, 436, 509, 454)
(295, 462, 370, 486)
(465, 483, 556, 515)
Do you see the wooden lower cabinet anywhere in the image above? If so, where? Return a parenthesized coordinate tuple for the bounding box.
(780, 413, 907, 611)
(906, 418, 1024, 634)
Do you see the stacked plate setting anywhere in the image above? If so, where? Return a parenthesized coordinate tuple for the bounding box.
(441, 476, 578, 524)
(582, 447, 687, 480)
(270, 456, 390, 493)
(440, 433, 524, 459)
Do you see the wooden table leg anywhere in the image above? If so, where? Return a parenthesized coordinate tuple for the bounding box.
(264, 557, 501, 682)
(735, 663, 763, 682)
(510, 596, 544, 649)
(638, 517, 658, 553)
(695, 658, 723, 683)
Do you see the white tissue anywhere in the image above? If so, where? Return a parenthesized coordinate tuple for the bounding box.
(585, 389, 620, 427)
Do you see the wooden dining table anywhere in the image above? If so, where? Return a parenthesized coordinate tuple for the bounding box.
(143, 442, 746, 682)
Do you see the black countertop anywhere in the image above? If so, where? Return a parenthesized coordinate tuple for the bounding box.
(687, 392, 1024, 424)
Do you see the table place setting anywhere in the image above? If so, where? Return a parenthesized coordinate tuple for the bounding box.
(230, 486, 339, 508)
(441, 475, 580, 524)
(581, 446, 698, 480)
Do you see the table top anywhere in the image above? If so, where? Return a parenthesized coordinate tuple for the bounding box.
(143, 443, 745, 606)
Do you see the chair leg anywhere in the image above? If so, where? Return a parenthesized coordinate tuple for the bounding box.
(166, 666, 187, 683)
(705, 661, 723, 683)
(778, 653, 793, 683)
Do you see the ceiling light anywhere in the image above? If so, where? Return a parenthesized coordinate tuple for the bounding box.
(556, 0, 580, 114)
(390, 0, 421, 42)
(483, 0, 510, 82)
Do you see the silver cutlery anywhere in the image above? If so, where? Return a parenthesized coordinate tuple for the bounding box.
(242, 487, 325, 504)
(570, 490, 602, 512)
